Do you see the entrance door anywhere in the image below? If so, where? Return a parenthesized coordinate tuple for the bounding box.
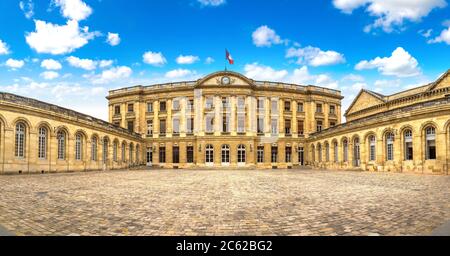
(298, 147, 304, 166)
(173, 146, 180, 164)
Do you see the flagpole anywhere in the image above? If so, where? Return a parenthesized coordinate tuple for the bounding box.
(225, 48, 227, 71)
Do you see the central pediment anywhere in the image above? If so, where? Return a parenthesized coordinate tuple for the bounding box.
(196, 71, 255, 88)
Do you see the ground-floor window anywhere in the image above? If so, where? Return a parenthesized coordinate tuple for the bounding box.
(146, 148, 153, 163)
(237, 145, 246, 164)
(271, 147, 278, 163)
(285, 147, 292, 163)
(187, 146, 194, 163)
(353, 138, 360, 167)
(205, 144, 214, 164)
(426, 127, 436, 160)
(257, 146, 264, 163)
(333, 142, 338, 163)
(404, 129, 413, 160)
(173, 146, 180, 164)
(298, 147, 304, 165)
(222, 145, 230, 164)
(159, 147, 166, 163)
(386, 133, 394, 161)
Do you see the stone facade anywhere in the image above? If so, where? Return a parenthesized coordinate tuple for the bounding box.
(0, 93, 143, 174)
(107, 71, 343, 169)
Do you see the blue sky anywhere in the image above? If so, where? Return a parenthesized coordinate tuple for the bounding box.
(0, 0, 449, 120)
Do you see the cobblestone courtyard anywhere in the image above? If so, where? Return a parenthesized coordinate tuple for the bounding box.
(0, 169, 449, 236)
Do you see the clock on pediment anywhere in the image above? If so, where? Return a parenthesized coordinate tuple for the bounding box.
(221, 76, 231, 85)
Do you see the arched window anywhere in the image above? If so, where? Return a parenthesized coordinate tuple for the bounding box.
(38, 127, 47, 159)
(57, 130, 66, 160)
(333, 142, 338, 162)
(103, 138, 109, 163)
(113, 141, 118, 162)
(425, 127, 436, 160)
(343, 139, 348, 162)
(121, 143, 126, 162)
(353, 138, 360, 167)
(325, 143, 330, 162)
(75, 133, 83, 161)
(221, 145, 230, 164)
(136, 145, 140, 164)
(15, 123, 26, 158)
(318, 144, 322, 162)
(369, 135, 376, 161)
(91, 137, 98, 161)
(404, 130, 413, 160)
(205, 144, 214, 164)
(237, 144, 246, 164)
(129, 144, 134, 163)
(386, 133, 394, 161)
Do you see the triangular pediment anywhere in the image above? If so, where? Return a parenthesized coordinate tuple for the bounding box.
(345, 90, 386, 116)
(427, 70, 450, 91)
(196, 71, 255, 88)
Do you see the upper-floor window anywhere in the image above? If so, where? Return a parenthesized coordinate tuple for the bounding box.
(187, 99, 194, 111)
(160, 101, 167, 112)
(271, 119, 278, 135)
(127, 121, 134, 132)
(237, 97, 245, 111)
(147, 120, 153, 136)
(206, 116, 214, 133)
(173, 117, 180, 134)
(316, 120, 323, 132)
(205, 97, 214, 110)
(257, 118, 264, 134)
(257, 98, 265, 111)
(271, 99, 278, 113)
(330, 122, 336, 127)
(316, 103, 323, 113)
(222, 97, 230, 110)
(330, 105, 336, 114)
(222, 116, 230, 133)
(172, 99, 180, 111)
(298, 120, 304, 135)
(114, 106, 121, 115)
(187, 118, 194, 134)
(285, 119, 291, 135)
(284, 101, 291, 112)
(127, 103, 134, 113)
(147, 102, 153, 113)
(160, 119, 166, 135)
(237, 114, 245, 133)
(297, 102, 304, 113)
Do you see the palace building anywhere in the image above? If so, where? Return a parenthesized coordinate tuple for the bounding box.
(0, 69, 449, 174)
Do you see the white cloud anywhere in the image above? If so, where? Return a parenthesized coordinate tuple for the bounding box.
(333, 0, 447, 33)
(40, 71, 60, 80)
(428, 26, 450, 45)
(143, 51, 167, 66)
(91, 66, 132, 84)
(107, 32, 121, 46)
(205, 57, 215, 64)
(252, 25, 284, 47)
(25, 20, 97, 55)
(99, 60, 113, 68)
(355, 47, 421, 77)
(342, 74, 365, 82)
(244, 63, 289, 81)
(0, 39, 10, 55)
(286, 46, 346, 67)
(66, 56, 97, 70)
(52, 0, 92, 21)
(419, 29, 433, 38)
(19, 0, 34, 19)
(165, 69, 196, 79)
(5, 59, 25, 69)
(41, 59, 62, 70)
(176, 55, 200, 64)
(198, 0, 226, 7)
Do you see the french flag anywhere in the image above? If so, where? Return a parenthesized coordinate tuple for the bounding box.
(226, 49, 234, 65)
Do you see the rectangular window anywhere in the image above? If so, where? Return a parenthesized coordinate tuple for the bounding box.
(206, 97, 214, 110)
(271, 147, 278, 163)
(257, 146, 264, 163)
(127, 104, 134, 113)
(257, 98, 265, 111)
(222, 97, 229, 110)
(285, 147, 292, 163)
(160, 101, 167, 112)
(147, 120, 153, 136)
(284, 101, 291, 111)
(298, 120, 304, 135)
(316, 121, 323, 132)
(316, 103, 323, 113)
(257, 118, 264, 134)
(222, 116, 229, 133)
(159, 119, 166, 135)
(330, 105, 336, 114)
(187, 99, 194, 111)
(172, 118, 180, 134)
(187, 118, 194, 134)
(206, 116, 214, 133)
(285, 119, 291, 135)
(127, 121, 134, 132)
(187, 146, 194, 163)
(114, 106, 121, 115)
(297, 102, 304, 112)
(173, 146, 180, 164)
(237, 114, 245, 133)
(237, 97, 245, 111)
(159, 147, 166, 163)
(370, 145, 376, 161)
(146, 148, 153, 164)
(172, 99, 180, 111)
(271, 99, 278, 113)
(330, 122, 336, 127)
(271, 119, 278, 135)
(147, 102, 153, 113)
